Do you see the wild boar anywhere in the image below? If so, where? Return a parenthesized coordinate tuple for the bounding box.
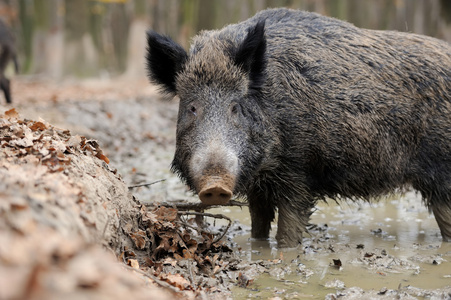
(146, 8, 451, 247)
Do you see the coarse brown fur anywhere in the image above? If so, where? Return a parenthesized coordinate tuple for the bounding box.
(146, 8, 451, 248)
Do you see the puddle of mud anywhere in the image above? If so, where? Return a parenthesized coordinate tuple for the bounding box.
(209, 194, 451, 299)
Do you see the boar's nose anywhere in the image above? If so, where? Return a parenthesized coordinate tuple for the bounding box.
(198, 175, 234, 205)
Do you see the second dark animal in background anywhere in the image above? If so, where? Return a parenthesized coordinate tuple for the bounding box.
(0, 19, 18, 104)
(146, 8, 451, 248)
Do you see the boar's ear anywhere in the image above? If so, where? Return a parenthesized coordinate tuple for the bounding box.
(234, 20, 267, 93)
(146, 30, 188, 95)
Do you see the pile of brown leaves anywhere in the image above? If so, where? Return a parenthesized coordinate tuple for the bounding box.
(0, 108, 174, 299)
(123, 204, 244, 294)
(1, 108, 109, 169)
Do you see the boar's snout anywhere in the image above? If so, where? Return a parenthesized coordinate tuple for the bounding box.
(198, 173, 235, 205)
(190, 141, 239, 205)
(199, 176, 233, 204)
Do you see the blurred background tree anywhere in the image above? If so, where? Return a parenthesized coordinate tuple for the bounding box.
(1, 0, 450, 79)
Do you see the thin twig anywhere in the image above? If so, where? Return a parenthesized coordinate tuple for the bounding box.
(146, 199, 248, 211)
(177, 211, 232, 243)
(174, 218, 219, 242)
(175, 220, 204, 234)
(128, 179, 166, 189)
(123, 265, 181, 294)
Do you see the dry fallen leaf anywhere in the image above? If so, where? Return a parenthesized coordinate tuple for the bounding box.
(143, 211, 159, 224)
(127, 259, 140, 269)
(4, 108, 19, 119)
(95, 153, 110, 164)
(29, 121, 47, 131)
(129, 230, 147, 250)
(237, 272, 254, 288)
(65, 135, 82, 148)
(182, 249, 193, 260)
(162, 273, 190, 290)
(332, 259, 342, 268)
(162, 257, 177, 267)
(154, 206, 178, 222)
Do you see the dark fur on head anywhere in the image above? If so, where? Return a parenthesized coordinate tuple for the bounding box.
(167, 21, 273, 194)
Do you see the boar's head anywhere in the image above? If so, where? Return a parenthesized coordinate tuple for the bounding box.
(146, 21, 270, 205)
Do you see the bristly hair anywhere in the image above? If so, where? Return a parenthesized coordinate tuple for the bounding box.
(146, 30, 188, 96)
(233, 20, 267, 95)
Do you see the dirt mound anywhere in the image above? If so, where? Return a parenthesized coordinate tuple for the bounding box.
(0, 108, 174, 299)
(0, 108, 264, 299)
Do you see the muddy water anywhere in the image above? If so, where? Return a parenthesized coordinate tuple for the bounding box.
(209, 194, 451, 298)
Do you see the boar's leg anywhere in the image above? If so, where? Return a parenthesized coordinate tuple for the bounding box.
(276, 200, 311, 248)
(0, 45, 12, 103)
(431, 202, 451, 242)
(248, 194, 275, 239)
(0, 77, 11, 103)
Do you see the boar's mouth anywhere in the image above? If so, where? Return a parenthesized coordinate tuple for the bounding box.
(197, 172, 236, 205)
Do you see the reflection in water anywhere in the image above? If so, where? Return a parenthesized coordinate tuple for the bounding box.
(5, 0, 451, 78)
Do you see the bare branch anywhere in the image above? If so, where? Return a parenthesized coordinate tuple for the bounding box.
(177, 211, 232, 243)
(128, 179, 166, 189)
(144, 199, 248, 211)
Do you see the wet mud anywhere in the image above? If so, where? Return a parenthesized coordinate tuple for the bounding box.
(225, 196, 451, 298)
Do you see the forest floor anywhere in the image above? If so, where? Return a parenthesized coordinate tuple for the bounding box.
(1, 76, 451, 299)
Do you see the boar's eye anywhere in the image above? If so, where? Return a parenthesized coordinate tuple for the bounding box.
(231, 103, 239, 115)
(189, 105, 197, 116)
